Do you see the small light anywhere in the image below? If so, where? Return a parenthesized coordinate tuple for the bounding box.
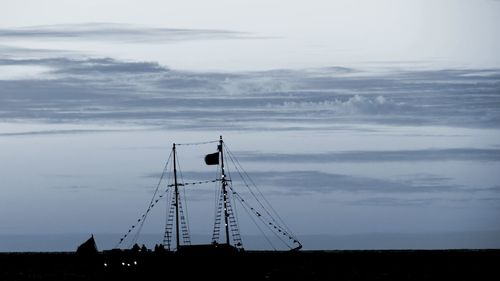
(104, 263, 107, 267)
(121, 262, 125, 266)
(127, 263, 131, 267)
(134, 261, 137, 265)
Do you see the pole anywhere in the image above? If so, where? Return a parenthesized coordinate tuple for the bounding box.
(219, 136, 230, 245)
(173, 143, 180, 250)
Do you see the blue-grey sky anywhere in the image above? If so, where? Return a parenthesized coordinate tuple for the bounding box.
(0, 0, 499, 251)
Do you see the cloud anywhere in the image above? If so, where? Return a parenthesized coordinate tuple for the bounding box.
(51, 184, 91, 192)
(349, 197, 438, 207)
(251, 171, 463, 195)
(236, 148, 500, 163)
(0, 57, 169, 75)
(0, 56, 499, 129)
(0, 129, 122, 137)
(268, 94, 412, 115)
(0, 44, 74, 57)
(0, 23, 254, 43)
(470, 185, 500, 193)
(55, 58, 168, 75)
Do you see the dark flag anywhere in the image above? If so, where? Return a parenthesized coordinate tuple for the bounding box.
(205, 152, 219, 165)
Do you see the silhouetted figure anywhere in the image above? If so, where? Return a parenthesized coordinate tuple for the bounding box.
(76, 234, 98, 255)
(141, 244, 148, 252)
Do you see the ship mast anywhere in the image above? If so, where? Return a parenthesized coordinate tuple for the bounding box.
(219, 136, 231, 246)
(173, 143, 180, 250)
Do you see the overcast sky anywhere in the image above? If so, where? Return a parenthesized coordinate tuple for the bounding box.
(0, 0, 499, 251)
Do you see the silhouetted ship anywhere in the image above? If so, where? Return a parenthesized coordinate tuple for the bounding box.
(84, 136, 301, 261)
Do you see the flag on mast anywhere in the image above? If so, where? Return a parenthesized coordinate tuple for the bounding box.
(204, 152, 219, 165)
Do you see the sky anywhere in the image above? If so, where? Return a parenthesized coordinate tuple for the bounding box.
(1, 0, 500, 70)
(0, 0, 499, 251)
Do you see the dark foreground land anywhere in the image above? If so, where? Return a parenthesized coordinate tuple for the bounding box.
(0, 250, 499, 280)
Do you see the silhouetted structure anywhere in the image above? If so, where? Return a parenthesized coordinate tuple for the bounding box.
(76, 234, 98, 255)
(114, 136, 302, 253)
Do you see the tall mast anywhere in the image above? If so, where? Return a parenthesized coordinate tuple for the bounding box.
(173, 143, 180, 250)
(219, 136, 230, 245)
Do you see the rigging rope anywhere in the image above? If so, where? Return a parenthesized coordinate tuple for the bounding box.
(116, 178, 218, 248)
(228, 185, 292, 249)
(116, 150, 173, 248)
(224, 144, 302, 249)
(224, 164, 243, 246)
(211, 165, 222, 242)
(164, 184, 174, 250)
(168, 179, 218, 187)
(175, 140, 219, 146)
(224, 143, 299, 242)
(176, 154, 192, 245)
(233, 193, 277, 250)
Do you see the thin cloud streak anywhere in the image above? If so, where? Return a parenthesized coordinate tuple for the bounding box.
(236, 148, 500, 163)
(0, 129, 124, 137)
(0, 23, 257, 43)
(252, 171, 462, 194)
(141, 170, 498, 195)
